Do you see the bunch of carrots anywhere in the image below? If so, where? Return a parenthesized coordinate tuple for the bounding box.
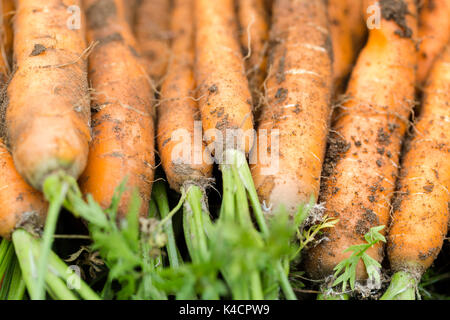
(0, 0, 449, 300)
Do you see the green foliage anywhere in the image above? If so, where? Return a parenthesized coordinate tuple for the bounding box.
(332, 225, 386, 293)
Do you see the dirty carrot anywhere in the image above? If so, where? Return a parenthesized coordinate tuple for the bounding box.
(6, 0, 91, 190)
(382, 44, 450, 300)
(135, 0, 171, 84)
(305, 0, 418, 287)
(416, 0, 450, 85)
(251, 0, 333, 215)
(237, 0, 270, 110)
(0, 139, 47, 240)
(5, 0, 91, 300)
(328, 0, 367, 92)
(80, 0, 155, 219)
(158, 0, 213, 194)
(194, 0, 254, 156)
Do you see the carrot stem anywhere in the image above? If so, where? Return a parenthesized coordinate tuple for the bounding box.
(153, 181, 180, 268)
(380, 271, 418, 300)
(35, 175, 69, 300)
(186, 186, 210, 263)
(6, 258, 26, 300)
(12, 230, 40, 299)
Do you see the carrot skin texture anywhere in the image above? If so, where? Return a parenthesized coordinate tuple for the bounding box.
(250, 0, 333, 214)
(237, 0, 269, 109)
(0, 0, 14, 80)
(417, 0, 450, 85)
(80, 0, 155, 219)
(0, 139, 47, 239)
(158, 0, 213, 193)
(135, 0, 171, 83)
(328, 0, 367, 92)
(194, 0, 254, 155)
(305, 0, 418, 280)
(387, 45, 450, 275)
(6, 0, 91, 190)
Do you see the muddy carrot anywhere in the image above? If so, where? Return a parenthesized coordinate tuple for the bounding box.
(417, 0, 450, 85)
(80, 0, 155, 219)
(135, 0, 171, 84)
(0, 139, 47, 239)
(158, 0, 212, 193)
(237, 0, 270, 109)
(6, 0, 91, 190)
(5, 0, 91, 299)
(382, 44, 450, 300)
(251, 0, 333, 215)
(194, 0, 254, 155)
(305, 0, 418, 284)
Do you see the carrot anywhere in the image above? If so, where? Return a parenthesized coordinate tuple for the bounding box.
(305, 0, 418, 284)
(381, 44, 450, 300)
(135, 0, 171, 84)
(123, 0, 138, 28)
(236, 0, 270, 109)
(328, 0, 367, 92)
(250, 0, 333, 215)
(4, 0, 91, 300)
(0, 0, 14, 80)
(195, 0, 254, 155)
(158, 0, 212, 193)
(80, 0, 155, 219)
(416, 0, 450, 85)
(5, 0, 91, 190)
(0, 139, 47, 239)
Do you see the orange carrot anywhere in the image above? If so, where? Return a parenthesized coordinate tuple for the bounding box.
(328, 0, 367, 92)
(5, 0, 91, 190)
(382, 44, 450, 300)
(194, 0, 254, 155)
(305, 0, 418, 282)
(417, 0, 450, 85)
(158, 0, 213, 192)
(0, 138, 47, 239)
(80, 0, 155, 219)
(0, 0, 14, 80)
(123, 0, 138, 28)
(250, 0, 333, 215)
(237, 0, 270, 109)
(135, 0, 171, 84)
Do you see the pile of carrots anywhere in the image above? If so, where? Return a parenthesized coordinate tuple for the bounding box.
(0, 0, 449, 300)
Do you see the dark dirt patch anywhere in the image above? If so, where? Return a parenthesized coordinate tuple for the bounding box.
(418, 247, 440, 261)
(30, 44, 47, 56)
(377, 127, 391, 145)
(98, 32, 124, 45)
(321, 134, 351, 184)
(274, 88, 288, 103)
(208, 84, 218, 94)
(86, 0, 117, 30)
(379, 0, 412, 38)
(276, 50, 286, 83)
(423, 182, 434, 193)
